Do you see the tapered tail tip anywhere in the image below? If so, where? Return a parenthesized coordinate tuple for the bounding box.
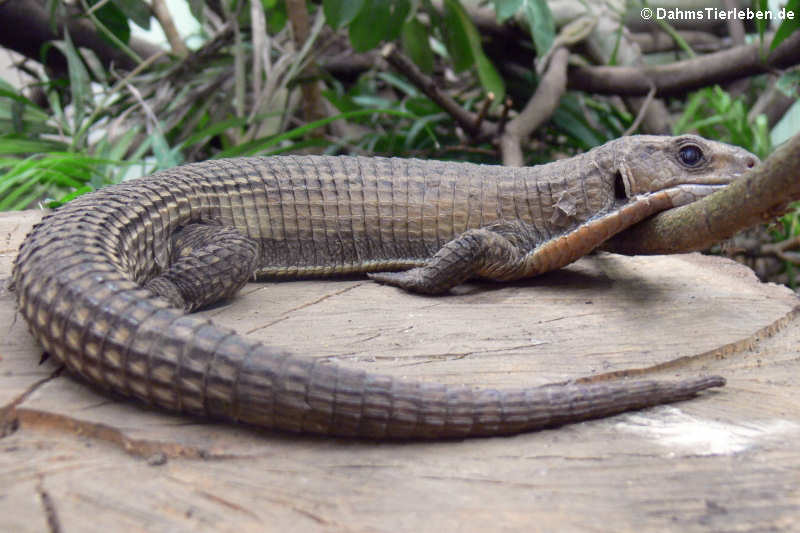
(694, 375, 726, 390)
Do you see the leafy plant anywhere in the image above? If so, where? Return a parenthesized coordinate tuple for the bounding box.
(675, 84, 800, 286)
(673, 85, 771, 159)
(0, 36, 153, 209)
(322, 0, 512, 102)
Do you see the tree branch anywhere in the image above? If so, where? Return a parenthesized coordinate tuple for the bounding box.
(286, 0, 326, 126)
(629, 30, 727, 54)
(603, 131, 800, 255)
(500, 47, 569, 166)
(748, 69, 799, 128)
(151, 0, 189, 57)
(569, 30, 800, 96)
(381, 43, 493, 139)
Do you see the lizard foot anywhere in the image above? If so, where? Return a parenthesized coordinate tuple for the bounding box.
(145, 223, 261, 312)
(368, 226, 535, 294)
(367, 269, 448, 295)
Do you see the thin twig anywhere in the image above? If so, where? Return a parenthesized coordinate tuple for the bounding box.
(500, 47, 569, 167)
(762, 236, 800, 264)
(286, 0, 326, 128)
(85, 0, 113, 15)
(151, 0, 189, 57)
(496, 98, 512, 136)
(382, 43, 490, 139)
(622, 83, 656, 136)
(79, 0, 143, 65)
(250, 0, 267, 99)
(474, 92, 494, 132)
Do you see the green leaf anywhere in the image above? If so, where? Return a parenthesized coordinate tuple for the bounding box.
(112, 0, 151, 29)
(0, 137, 68, 154)
(401, 17, 434, 73)
(48, 186, 94, 208)
(52, 31, 91, 133)
(349, 0, 391, 51)
(266, 0, 287, 33)
(324, 0, 365, 29)
(322, 89, 361, 114)
(522, 0, 555, 57)
(377, 72, 420, 97)
(551, 94, 606, 149)
(443, 0, 475, 71)
(776, 70, 800, 98)
(89, 0, 131, 45)
(149, 128, 183, 170)
(0, 87, 52, 134)
(214, 108, 430, 158)
(608, 22, 623, 66)
(405, 113, 445, 148)
(404, 96, 442, 116)
(181, 112, 282, 148)
(756, 0, 769, 44)
(387, 1, 411, 40)
(474, 52, 505, 101)
(348, 0, 409, 52)
(0, 80, 45, 110)
(771, 0, 799, 50)
(493, 0, 522, 23)
(104, 127, 141, 161)
(78, 46, 108, 85)
(188, 0, 205, 23)
(443, 0, 505, 99)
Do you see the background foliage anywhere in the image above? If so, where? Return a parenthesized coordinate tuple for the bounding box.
(0, 0, 798, 284)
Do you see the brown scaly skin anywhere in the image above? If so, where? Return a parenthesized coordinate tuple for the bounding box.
(11, 135, 757, 439)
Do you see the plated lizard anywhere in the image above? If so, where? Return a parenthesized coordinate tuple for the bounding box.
(11, 134, 758, 439)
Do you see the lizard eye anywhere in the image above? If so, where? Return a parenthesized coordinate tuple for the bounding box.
(678, 144, 704, 167)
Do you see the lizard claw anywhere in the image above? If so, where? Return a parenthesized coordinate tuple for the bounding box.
(368, 268, 459, 295)
(367, 270, 415, 288)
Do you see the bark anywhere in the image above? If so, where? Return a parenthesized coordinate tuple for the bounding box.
(629, 31, 727, 53)
(569, 30, 800, 96)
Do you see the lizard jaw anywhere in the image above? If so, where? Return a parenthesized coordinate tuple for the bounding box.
(663, 183, 729, 208)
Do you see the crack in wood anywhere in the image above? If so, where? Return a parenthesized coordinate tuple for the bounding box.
(10, 408, 249, 462)
(0, 366, 63, 438)
(36, 477, 62, 533)
(244, 282, 365, 335)
(572, 305, 800, 384)
(193, 488, 261, 519)
(320, 341, 552, 367)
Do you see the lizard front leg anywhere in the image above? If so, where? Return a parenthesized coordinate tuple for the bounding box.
(369, 185, 712, 295)
(145, 223, 261, 311)
(368, 222, 537, 294)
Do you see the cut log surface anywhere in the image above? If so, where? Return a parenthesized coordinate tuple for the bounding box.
(1, 210, 799, 532)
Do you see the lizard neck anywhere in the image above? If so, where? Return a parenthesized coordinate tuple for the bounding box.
(594, 138, 632, 207)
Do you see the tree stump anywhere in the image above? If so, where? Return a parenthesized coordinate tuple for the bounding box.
(1, 210, 799, 532)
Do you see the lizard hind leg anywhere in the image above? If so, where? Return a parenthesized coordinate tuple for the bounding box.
(144, 223, 261, 312)
(368, 223, 534, 295)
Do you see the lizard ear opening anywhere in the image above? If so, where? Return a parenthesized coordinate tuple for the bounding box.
(614, 171, 627, 200)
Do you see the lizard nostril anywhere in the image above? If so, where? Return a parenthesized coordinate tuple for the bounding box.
(746, 157, 756, 168)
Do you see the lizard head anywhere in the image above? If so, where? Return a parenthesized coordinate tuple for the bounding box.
(615, 134, 759, 200)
